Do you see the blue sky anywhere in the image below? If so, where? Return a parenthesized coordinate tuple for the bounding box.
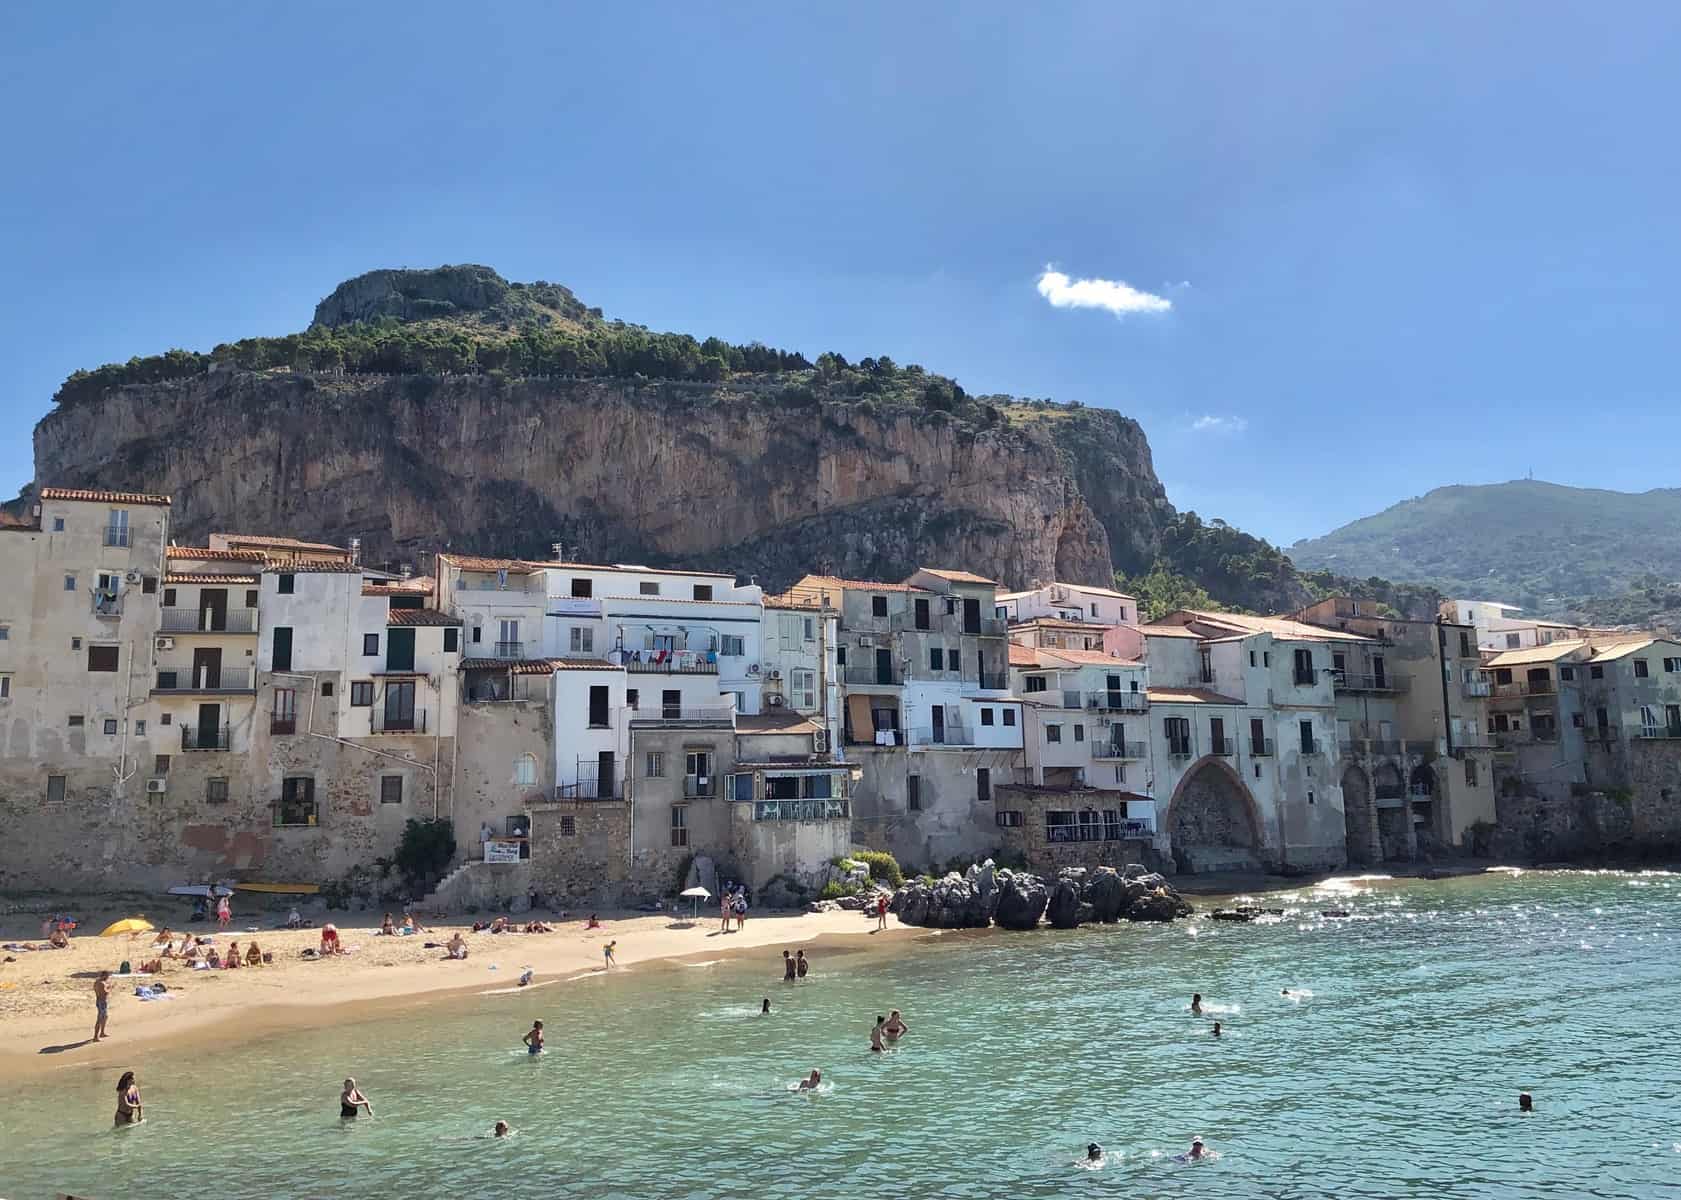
(4, 3, 1679, 547)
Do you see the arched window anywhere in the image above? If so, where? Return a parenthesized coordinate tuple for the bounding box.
(514, 754, 537, 787)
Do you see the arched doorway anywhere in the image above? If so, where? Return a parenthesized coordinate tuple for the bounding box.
(1169, 759, 1263, 871)
(1373, 761, 1408, 860)
(1409, 763, 1439, 850)
(1341, 764, 1376, 865)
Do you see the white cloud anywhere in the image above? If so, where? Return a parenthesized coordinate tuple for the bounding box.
(1188, 415, 1249, 435)
(1035, 267, 1172, 318)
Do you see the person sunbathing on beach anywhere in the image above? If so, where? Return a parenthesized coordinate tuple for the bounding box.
(446, 932, 469, 960)
(585, 913, 601, 929)
(205, 948, 222, 969)
(152, 927, 173, 947)
(403, 909, 425, 934)
(246, 942, 263, 967)
(797, 1069, 822, 1091)
(320, 924, 343, 955)
(523, 920, 552, 933)
(48, 928, 69, 949)
(380, 913, 396, 936)
(489, 916, 510, 934)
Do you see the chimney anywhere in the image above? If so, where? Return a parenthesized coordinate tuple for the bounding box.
(552, 542, 565, 562)
(349, 537, 361, 566)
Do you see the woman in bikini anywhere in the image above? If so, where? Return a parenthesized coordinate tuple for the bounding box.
(224, 939, 241, 969)
(340, 1078, 373, 1119)
(114, 1070, 142, 1126)
(245, 941, 263, 967)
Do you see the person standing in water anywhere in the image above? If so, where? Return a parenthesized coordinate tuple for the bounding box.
(761, 997, 771, 1015)
(340, 1078, 374, 1119)
(1211, 1021, 1222, 1038)
(216, 893, 232, 929)
(1519, 1092, 1534, 1112)
(796, 949, 809, 979)
(883, 1010, 909, 1040)
(782, 950, 796, 981)
(870, 1015, 887, 1052)
(1190, 993, 1203, 1016)
(1186, 1138, 1207, 1160)
(114, 1070, 142, 1126)
(93, 970, 111, 1042)
(523, 1021, 544, 1055)
(1086, 1143, 1104, 1164)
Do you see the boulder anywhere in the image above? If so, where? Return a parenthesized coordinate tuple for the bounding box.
(1046, 879, 1083, 929)
(760, 877, 804, 910)
(1122, 863, 1150, 880)
(806, 899, 840, 914)
(972, 859, 998, 904)
(1083, 869, 1126, 923)
(927, 872, 992, 928)
(1126, 887, 1194, 922)
(993, 871, 1048, 930)
(836, 894, 867, 911)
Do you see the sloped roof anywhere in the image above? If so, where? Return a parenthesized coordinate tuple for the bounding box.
(167, 546, 268, 563)
(41, 487, 171, 506)
(1138, 624, 1202, 639)
(1008, 643, 1042, 667)
(793, 574, 928, 594)
(459, 656, 601, 675)
(212, 532, 346, 552)
(1036, 647, 1142, 668)
(386, 608, 461, 627)
(438, 553, 546, 573)
(916, 567, 997, 585)
(1165, 609, 1372, 643)
(163, 573, 260, 585)
(1481, 640, 1590, 668)
(363, 579, 435, 596)
(1148, 686, 1244, 705)
(1011, 616, 1116, 631)
(736, 713, 824, 734)
(1585, 638, 1679, 663)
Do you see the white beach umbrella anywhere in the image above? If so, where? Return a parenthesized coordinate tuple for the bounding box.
(679, 885, 711, 921)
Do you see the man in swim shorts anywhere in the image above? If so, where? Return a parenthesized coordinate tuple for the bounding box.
(870, 1015, 886, 1052)
(523, 1020, 544, 1054)
(783, 949, 796, 981)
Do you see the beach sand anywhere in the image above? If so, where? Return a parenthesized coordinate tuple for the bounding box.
(0, 901, 918, 1082)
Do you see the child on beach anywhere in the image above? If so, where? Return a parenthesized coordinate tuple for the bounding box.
(216, 895, 231, 929)
(603, 941, 617, 969)
(93, 971, 110, 1042)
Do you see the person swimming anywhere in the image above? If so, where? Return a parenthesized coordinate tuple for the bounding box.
(523, 1020, 544, 1055)
(796, 1069, 822, 1091)
(1519, 1092, 1534, 1112)
(340, 1078, 373, 1119)
(1191, 993, 1203, 1015)
(870, 1015, 886, 1052)
(494, 1120, 512, 1138)
(1211, 1021, 1222, 1038)
(1185, 1138, 1207, 1160)
(761, 997, 771, 1015)
(1086, 1142, 1103, 1162)
(114, 1070, 142, 1126)
(883, 1009, 908, 1039)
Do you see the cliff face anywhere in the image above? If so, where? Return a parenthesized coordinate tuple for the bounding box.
(33, 371, 1171, 589)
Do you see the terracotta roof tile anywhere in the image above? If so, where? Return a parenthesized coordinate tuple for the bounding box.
(916, 567, 997, 585)
(438, 553, 545, 573)
(363, 579, 435, 596)
(167, 546, 269, 563)
(211, 532, 346, 552)
(163, 573, 260, 585)
(41, 486, 171, 506)
(1036, 647, 1141, 667)
(1138, 624, 1202, 639)
(1148, 686, 1245, 705)
(735, 713, 824, 734)
(460, 656, 622, 673)
(1012, 616, 1117, 630)
(792, 574, 929, 594)
(386, 608, 462, 627)
(1008, 643, 1042, 667)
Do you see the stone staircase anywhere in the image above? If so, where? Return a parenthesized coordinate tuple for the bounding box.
(418, 857, 533, 914)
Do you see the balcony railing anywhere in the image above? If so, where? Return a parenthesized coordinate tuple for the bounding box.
(1250, 738, 1275, 757)
(103, 526, 130, 548)
(555, 779, 624, 800)
(625, 657, 718, 675)
(971, 671, 1010, 691)
(494, 640, 523, 657)
(630, 705, 736, 724)
(753, 798, 850, 821)
(1208, 737, 1234, 756)
(371, 708, 429, 734)
(1047, 819, 1155, 843)
(1167, 744, 1195, 761)
(160, 608, 258, 634)
(683, 776, 718, 798)
(907, 724, 974, 748)
(1462, 679, 1493, 698)
(180, 724, 231, 751)
(1335, 671, 1410, 694)
(843, 663, 903, 686)
(1492, 680, 1555, 698)
(1493, 729, 1558, 748)
(154, 667, 254, 693)
(1092, 739, 1148, 760)
(269, 716, 297, 736)
(1069, 690, 1149, 713)
(1634, 726, 1681, 741)
(91, 591, 123, 619)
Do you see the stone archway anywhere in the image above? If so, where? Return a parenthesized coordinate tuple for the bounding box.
(1341, 764, 1377, 865)
(1168, 758, 1264, 871)
(1373, 761, 1409, 860)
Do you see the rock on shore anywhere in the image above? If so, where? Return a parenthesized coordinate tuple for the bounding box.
(891, 862, 1192, 930)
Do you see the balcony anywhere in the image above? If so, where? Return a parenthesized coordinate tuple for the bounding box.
(907, 723, 974, 748)
(974, 617, 1007, 637)
(1046, 818, 1155, 843)
(555, 779, 624, 801)
(91, 591, 123, 620)
(1493, 729, 1558, 749)
(1092, 739, 1148, 760)
(1069, 690, 1149, 713)
(270, 716, 297, 736)
(1248, 738, 1274, 757)
(1462, 679, 1493, 698)
(180, 724, 231, 751)
(153, 667, 254, 694)
(103, 526, 130, 548)
(1492, 680, 1555, 699)
(683, 776, 718, 798)
(160, 608, 257, 634)
(1167, 744, 1195, 761)
(625, 656, 718, 675)
(971, 671, 1010, 691)
(494, 640, 523, 657)
(629, 705, 736, 725)
(753, 798, 851, 821)
(370, 708, 429, 734)
(1634, 726, 1681, 741)
(1335, 671, 1410, 694)
(843, 663, 903, 686)
(1209, 737, 1235, 757)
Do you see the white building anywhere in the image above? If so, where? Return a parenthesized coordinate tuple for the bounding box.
(995, 580, 1138, 627)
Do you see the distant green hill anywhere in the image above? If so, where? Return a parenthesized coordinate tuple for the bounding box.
(1289, 481, 1681, 617)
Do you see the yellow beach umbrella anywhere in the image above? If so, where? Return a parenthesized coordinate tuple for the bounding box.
(98, 917, 154, 937)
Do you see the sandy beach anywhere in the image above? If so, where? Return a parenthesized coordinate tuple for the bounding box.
(0, 899, 922, 1082)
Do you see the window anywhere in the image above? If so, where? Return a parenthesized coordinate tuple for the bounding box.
(46, 775, 66, 803)
(52, 516, 63, 531)
(995, 810, 1022, 828)
(321, 681, 334, 698)
(272, 627, 293, 672)
(627, 688, 639, 710)
(377, 775, 404, 805)
(1559, 666, 1575, 681)
(949, 650, 961, 676)
(151, 753, 170, 774)
(1002, 708, 1016, 727)
(1165, 717, 1191, 756)
(977, 766, 991, 802)
(1590, 664, 1604, 680)
(86, 642, 121, 672)
(272, 688, 296, 734)
(443, 627, 458, 653)
(670, 805, 689, 847)
(68, 714, 84, 728)
(632, 580, 658, 597)
(1293, 648, 1315, 686)
(1634, 659, 1650, 678)
(1332, 652, 1347, 675)
(0, 624, 7, 640)
(363, 633, 380, 656)
(1024, 676, 1047, 693)
(276, 777, 317, 826)
(64, 574, 76, 592)
(906, 774, 922, 811)
(571, 578, 593, 598)
(277, 573, 295, 595)
(1249, 650, 1256, 667)
(1464, 757, 1479, 787)
(1073, 724, 1085, 742)
(803, 616, 816, 641)
(1046, 724, 1063, 744)
(103, 718, 118, 735)
(1300, 719, 1316, 753)
(160, 712, 171, 726)
(560, 815, 577, 837)
(1263, 651, 1270, 668)
(0, 674, 11, 700)
(163, 588, 177, 607)
(914, 598, 931, 630)
(133, 718, 143, 734)
(1505, 633, 1521, 649)
(350, 681, 374, 707)
(792, 668, 816, 709)
(570, 627, 594, 653)
(197, 777, 227, 804)
(646, 751, 665, 778)
(1459, 632, 1472, 658)
(1666, 657, 1681, 673)
(515, 754, 538, 786)
(241, 588, 256, 608)
(1201, 649, 1214, 683)
(720, 635, 745, 657)
(692, 584, 713, 601)
(836, 645, 846, 666)
(872, 595, 888, 618)
(929, 647, 944, 672)
(1091, 602, 1099, 617)
(1307, 790, 1315, 806)
(945, 597, 957, 616)
(980, 708, 995, 726)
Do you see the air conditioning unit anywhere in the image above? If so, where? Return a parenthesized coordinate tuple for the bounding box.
(124, 570, 142, 584)
(748, 663, 762, 676)
(813, 730, 829, 752)
(155, 637, 174, 651)
(146, 778, 168, 794)
(767, 669, 783, 681)
(767, 694, 787, 707)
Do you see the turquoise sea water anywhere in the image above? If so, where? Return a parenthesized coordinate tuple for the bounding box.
(1, 870, 1677, 1199)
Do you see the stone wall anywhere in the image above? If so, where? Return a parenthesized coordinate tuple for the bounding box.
(527, 799, 631, 904)
(991, 784, 1167, 875)
(848, 746, 1011, 872)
